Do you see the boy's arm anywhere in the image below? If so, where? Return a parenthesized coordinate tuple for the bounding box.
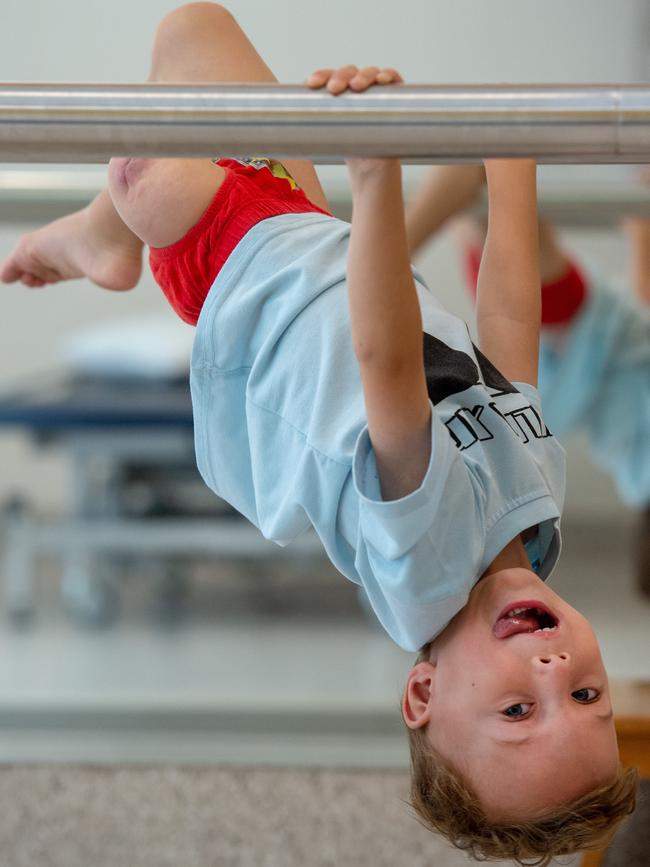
(308, 66, 432, 502)
(476, 160, 540, 386)
(347, 159, 432, 501)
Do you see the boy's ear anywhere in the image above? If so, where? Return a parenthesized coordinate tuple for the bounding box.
(402, 661, 436, 730)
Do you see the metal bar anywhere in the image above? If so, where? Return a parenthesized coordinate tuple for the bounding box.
(2, 82, 650, 163)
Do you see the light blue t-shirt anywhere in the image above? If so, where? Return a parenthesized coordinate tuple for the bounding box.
(190, 213, 566, 651)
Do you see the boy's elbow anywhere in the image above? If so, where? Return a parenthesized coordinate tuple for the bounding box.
(354, 343, 421, 378)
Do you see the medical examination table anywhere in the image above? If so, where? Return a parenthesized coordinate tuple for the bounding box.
(0, 374, 321, 625)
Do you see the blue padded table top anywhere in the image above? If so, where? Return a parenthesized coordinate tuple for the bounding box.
(0, 375, 194, 430)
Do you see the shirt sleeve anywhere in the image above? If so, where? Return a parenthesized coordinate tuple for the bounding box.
(351, 402, 487, 651)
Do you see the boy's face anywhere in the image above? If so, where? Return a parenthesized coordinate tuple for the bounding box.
(403, 568, 619, 821)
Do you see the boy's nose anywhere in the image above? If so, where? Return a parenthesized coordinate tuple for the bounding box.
(533, 652, 570, 668)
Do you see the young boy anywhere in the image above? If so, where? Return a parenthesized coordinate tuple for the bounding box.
(0, 4, 638, 862)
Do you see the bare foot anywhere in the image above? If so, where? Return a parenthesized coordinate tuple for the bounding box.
(1, 204, 143, 291)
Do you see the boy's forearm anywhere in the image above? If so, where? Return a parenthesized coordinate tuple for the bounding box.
(476, 160, 540, 385)
(347, 159, 432, 500)
(348, 160, 424, 367)
(310, 67, 432, 500)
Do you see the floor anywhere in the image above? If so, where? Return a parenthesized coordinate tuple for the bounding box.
(0, 510, 647, 768)
(0, 765, 585, 867)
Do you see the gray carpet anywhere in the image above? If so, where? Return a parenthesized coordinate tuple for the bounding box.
(0, 765, 519, 867)
(11, 766, 650, 865)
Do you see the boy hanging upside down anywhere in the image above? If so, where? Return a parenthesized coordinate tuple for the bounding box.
(0, 4, 638, 863)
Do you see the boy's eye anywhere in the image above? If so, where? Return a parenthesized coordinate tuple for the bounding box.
(572, 688, 600, 703)
(502, 703, 532, 718)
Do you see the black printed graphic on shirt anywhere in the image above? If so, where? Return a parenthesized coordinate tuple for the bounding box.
(489, 401, 552, 445)
(444, 405, 495, 450)
(422, 332, 552, 451)
(422, 332, 518, 405)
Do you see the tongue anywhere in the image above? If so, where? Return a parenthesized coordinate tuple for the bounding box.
(494, 615, 540, 639)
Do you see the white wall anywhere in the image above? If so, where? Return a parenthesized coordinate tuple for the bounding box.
(1, 0, 647, 84)
(0, 0, 647, 519)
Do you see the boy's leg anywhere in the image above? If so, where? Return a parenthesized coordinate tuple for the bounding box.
(0, 172, 144, 292)
(1, 2, 328, 289)
(148, 3, 327, 211)
(108, 3, 328, 248)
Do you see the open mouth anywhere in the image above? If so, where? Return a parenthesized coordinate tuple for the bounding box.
(493, 600, 559, 639)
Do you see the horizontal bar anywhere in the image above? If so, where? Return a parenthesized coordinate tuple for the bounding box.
(2, 82, 650, 163)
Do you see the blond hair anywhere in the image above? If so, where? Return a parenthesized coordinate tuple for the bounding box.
(406, 647, 639, 865)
